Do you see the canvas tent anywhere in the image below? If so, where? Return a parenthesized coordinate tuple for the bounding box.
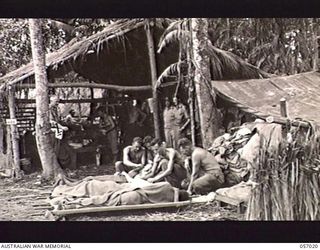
(0, 18, 318, 127)
(212, 71, 320, 124)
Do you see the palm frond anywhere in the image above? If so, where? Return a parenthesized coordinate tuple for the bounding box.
(157, 29, 189, 53)
(156, 62, 180, 87)
(157, 20, 184, 46)
(205, 42, 271, 80)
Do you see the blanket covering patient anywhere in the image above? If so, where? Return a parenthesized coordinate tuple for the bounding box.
(50, 173, 189, 209)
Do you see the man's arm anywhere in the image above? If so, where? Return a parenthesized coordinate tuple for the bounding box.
(149, 148, 175, 182)
(184, 157, 192, 178)
(140, 149, 146, 166)
(150, 154, 161, 175)
(180, 106, 190, 131)
(187, 151, 201, 194)
(123, 147, 143, 168)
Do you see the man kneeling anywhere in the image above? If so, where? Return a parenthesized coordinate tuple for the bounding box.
(146, 138, 187, 188)
(114, 137, 146, 177)
(178, 138, 224, 195)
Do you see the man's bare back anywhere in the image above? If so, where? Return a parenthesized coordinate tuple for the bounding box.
(193, 147, 221, 174)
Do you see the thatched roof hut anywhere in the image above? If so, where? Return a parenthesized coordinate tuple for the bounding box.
(0, 19, 179, 98)
(0, 18, 269, 97)
(1, 18, 318, 127)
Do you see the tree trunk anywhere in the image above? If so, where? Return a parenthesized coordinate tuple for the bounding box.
(7, 86, 21, 178)
(29, 19, 63, 181)
(311, 18, 319, 71)
(191, 18, 219, 148)
(0, 125, 3, 154)
(0, 95, 4, 154)
(145, 19, 161, 139)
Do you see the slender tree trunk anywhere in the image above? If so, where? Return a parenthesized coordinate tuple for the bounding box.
(146, 19, 161, 139)
(29, 19, 63, 181)
(7, 86, 21, 178)
(0, 125, 3, 154)
(0, 95, 4, 154)
(186, 20, 196, 146)
(311, 18, 319, 71)
(191, 18, 219, 148)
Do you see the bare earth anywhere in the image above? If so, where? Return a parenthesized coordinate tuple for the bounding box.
(0, 165, 242, 221)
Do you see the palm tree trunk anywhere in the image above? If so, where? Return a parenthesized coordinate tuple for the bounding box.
(191, 18, 219, 148)
(145, 19, 161, 139)
(29, 19, 63, 181)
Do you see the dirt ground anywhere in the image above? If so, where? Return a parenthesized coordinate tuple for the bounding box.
(0, 164, 243, 221)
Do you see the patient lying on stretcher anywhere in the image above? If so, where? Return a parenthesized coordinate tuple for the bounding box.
(49, 171, 190, 210)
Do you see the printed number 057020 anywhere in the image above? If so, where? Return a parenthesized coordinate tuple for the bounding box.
(300, 244, 318, 248)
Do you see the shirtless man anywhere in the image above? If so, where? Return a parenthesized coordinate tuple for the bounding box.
(114, 137, 146, 176)
(146, 138, 187, 188)
(178, 138, 224, 195)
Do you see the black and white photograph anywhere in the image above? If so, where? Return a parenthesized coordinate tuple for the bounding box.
(1, 17, 320, 225)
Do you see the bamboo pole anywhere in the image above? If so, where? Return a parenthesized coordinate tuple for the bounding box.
(145, 19, 161, 139)
(7, 86, 21, 178)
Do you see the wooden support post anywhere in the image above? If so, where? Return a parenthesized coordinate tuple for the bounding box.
(146, 19, 161, 139)
(280, 98, 288, 118)
(6, 125, 12, 170)
(7, 86, 21, 177)
(77, 88, 82, 119)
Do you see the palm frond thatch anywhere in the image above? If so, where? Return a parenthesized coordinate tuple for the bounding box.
(246, 122, 320, 220)
(0, 19, 145, 92)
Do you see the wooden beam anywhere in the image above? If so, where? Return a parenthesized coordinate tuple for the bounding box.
(14, 81, 177, 92)
(265, 116, 310, 128)
(146, 19, 161, 139)
(16, 98, 121, 104)
(16, 82, 151, 91)
(51, 200, 192, 217)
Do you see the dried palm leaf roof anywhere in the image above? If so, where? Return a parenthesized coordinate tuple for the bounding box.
(212, 71, 320, 124)
(0, 19, 148, 91)
(0, 18, 271, 102)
